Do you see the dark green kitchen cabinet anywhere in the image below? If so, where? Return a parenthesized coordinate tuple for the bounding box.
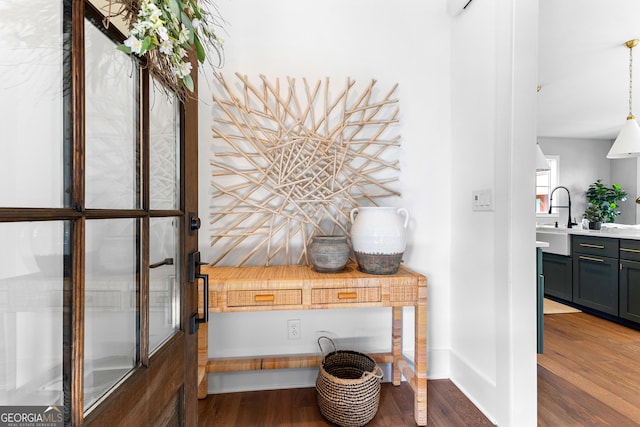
(572, 235, 619, 316)
(619, 259, 640, 323)
(542, 253, 572, 301)
(619, 239, 640, 323)
(537, 248, 544, 354)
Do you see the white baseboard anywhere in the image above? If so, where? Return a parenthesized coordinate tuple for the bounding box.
(449, 350, 497, 425)
(426, 348, 450, 379)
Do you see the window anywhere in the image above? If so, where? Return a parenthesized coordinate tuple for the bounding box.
(536, 156, 559, 216)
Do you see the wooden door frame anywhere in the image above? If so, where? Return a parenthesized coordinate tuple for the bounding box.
(77, 1, 200, 424)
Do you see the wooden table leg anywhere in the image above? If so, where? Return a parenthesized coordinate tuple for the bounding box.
(392, 306, 403, 385)
(197, 323, 209, 399)
(414, 283, 428, 426)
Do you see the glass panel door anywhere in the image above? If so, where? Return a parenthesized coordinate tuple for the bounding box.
(0, 0, 65, 208)
(0, 1, 194, 423)
(150, 83, 180, 211)
(84, 19, 139, 210)
(149, 217, 180, 353)
(0, 222, 66, 406)
(0, 0, 68, 416)
(83, 12, 141, 412)
(84, 219, 138, 410)
(149, 80, 181, 353)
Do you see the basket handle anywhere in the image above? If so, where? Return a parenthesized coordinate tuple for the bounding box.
(363, 365, 384, 380)
(317, 336, 337, 358)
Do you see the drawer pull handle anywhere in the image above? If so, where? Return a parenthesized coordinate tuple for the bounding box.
(621, 247, 640, 254)
(580, 243, 605, 249)
(338, 292, 358, 300)
(255, 294, 275, 302)
(579, 255, 604, 263)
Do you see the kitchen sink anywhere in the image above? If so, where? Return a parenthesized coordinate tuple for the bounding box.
(536, 228, 571, 256)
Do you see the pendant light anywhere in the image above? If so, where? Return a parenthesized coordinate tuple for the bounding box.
(608, 39, 640, 159)
(536, 142, 550, 171)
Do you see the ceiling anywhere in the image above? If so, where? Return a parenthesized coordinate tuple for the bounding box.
(537, 0, 640, 140)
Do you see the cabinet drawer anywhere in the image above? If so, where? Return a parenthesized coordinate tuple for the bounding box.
(312, 287, 381, 304)
(572, 235, 618, 258)
(227, 289, 302, 307)
(620, 239, 640, 262)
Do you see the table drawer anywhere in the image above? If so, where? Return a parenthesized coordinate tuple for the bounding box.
(227, 289, 302, 307)
(312, 287, 381, 304)
(620, 239, 640, 262)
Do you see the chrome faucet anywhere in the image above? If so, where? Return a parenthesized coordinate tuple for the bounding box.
(548, 186, 576, 228)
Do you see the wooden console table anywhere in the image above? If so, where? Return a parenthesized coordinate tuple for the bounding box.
(197, 264, 427, 426)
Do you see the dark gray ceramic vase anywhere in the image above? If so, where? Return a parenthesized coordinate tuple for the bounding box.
(308, 235, 350, 273)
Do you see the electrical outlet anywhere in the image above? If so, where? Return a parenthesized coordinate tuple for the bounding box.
(287, 319, 301, 340)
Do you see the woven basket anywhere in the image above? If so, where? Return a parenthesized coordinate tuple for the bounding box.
(316, 337, 383, 427)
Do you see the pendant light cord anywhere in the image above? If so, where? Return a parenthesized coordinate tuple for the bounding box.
(630, 45, 634, 119)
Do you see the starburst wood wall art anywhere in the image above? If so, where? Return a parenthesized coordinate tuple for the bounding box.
(209, 73, 401, 267)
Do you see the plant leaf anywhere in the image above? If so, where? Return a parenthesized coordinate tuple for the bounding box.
(169, 0, 181, 18)
(194, 34, 205, 62)
(183, 74, 194, 92)
(140, 36, 152, 55)
(191, 1, 203, 19)
(181, 11, 195, 44)
(117, 44, 132, 54)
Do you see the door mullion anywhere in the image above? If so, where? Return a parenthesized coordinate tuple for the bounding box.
(0, 208, 82, 222)
(140, 216, 150, 367)
(70, 0, 86, 424)
(70, 217, 86, 425)
(140, 67, 151, 367)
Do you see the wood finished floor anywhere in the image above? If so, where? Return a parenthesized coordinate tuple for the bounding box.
(198, 379, 494, 426)
(198, 312, 640, 426)
(538, 312, 640, 427)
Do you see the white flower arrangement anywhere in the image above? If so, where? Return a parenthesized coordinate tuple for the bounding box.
(116, 0, 222, 94)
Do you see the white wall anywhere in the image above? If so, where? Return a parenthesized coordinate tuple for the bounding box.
(539, 137, 638, 224)
(609, 154, 638, 225)
(198, 0, 452, 391)
(449, 0, 538, 425)
(198, 0, 539, 425)
(538, 137, 610, 223)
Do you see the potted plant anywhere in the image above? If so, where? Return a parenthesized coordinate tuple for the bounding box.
(583, 204, 605, 230)
(583, 179, 628, 229)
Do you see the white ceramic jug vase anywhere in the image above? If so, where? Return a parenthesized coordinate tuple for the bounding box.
(349, 207, 409, 274)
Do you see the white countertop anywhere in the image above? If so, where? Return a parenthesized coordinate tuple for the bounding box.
(536, 224, 640, 240)
(536, 241, 550, 248)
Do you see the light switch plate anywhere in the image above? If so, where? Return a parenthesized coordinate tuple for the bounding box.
(472, 189, 494, 211)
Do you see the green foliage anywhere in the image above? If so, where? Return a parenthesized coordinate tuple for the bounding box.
(583, 179, 628, 223)
(118, 0, 223, 97)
